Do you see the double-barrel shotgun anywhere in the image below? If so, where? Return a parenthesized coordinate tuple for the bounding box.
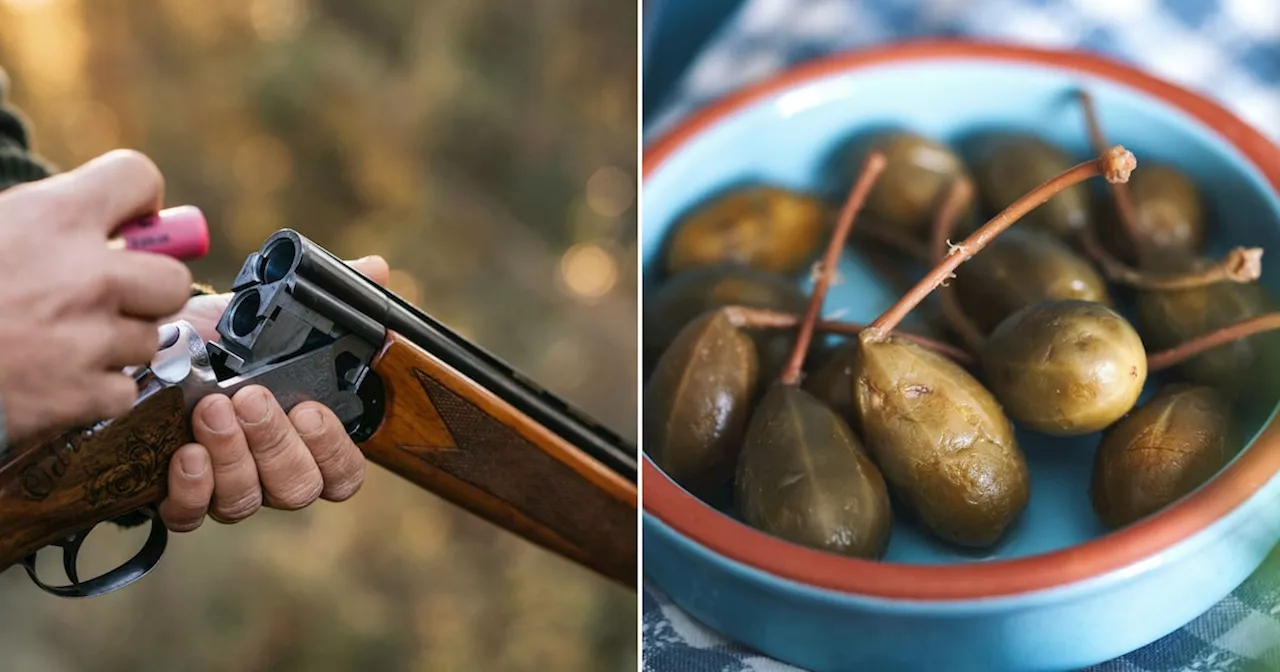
(0, 229, 638, 597)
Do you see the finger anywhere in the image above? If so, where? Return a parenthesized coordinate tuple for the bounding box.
(98, 317, 160, 369)
(58, 149, 165, 234)
(289, 402, 365, 502)
(158, 444, 213, 532)
(106, 250, 194, 318)
(192, 394, 262, 523)
(348, 256, 390, 287)
(233, 386, 323, 511)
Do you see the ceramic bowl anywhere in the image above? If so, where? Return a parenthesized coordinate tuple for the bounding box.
(642, 41, 1280, 672)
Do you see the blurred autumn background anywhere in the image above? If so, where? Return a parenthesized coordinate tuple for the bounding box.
(0, 0, 637, 670)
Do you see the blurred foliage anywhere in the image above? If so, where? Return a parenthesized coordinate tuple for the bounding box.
(0, 0, 637, 670)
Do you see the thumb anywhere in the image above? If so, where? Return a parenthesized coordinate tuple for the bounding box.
(348, 255, 391, 287)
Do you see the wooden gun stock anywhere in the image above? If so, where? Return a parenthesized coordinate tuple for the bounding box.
(361, 332, 637, 586)
(0, 387, 191, 573)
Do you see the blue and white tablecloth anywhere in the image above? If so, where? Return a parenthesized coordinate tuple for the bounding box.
(642, 1, 1280, 670)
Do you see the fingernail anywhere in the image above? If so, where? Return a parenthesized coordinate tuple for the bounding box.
(179, 449, 208, 478)
(294, 407, 324, 437)
(202, 396, 236, 433)
(236, 388, 271, 425)
(158, 324, 180, 349)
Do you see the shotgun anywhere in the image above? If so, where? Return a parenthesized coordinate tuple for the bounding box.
(0, 229, 638, 597)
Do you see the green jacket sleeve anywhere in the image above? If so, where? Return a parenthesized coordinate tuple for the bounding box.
(0, 67, 56, 191)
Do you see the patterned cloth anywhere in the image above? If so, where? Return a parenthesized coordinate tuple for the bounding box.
(645, 0, 1280, 141)
(642, 1, 1280, 670)
(643, 553, 1280, 672)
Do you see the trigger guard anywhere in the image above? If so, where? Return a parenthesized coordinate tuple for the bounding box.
(20, 509, 168, 598)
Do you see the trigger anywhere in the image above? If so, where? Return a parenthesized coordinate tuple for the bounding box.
(60, 528, 90, 584)
(20, 508, 168, 598)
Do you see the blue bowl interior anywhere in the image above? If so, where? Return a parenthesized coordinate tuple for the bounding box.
(643, 58, 1280, 565)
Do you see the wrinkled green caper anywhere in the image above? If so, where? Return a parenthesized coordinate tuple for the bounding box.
(1136, 259, 1280, 402)
(1091, 385, 1237, 529)
(852, 335, 1030, 548)
(983, 300, 1147, 435)
(664, 186, 829, 276)
(953, 228, 1112, 334)
(735, 384, 893, 558)
(857, 131, 974, 239)
(643, 312, 759, 500)
(970, 134, 1092, 238)
(1096, 163, 1205, 265)
(644, 264, 807, 374)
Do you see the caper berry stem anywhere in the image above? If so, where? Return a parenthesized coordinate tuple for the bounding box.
(1077, 90, 1144, 252)
(863, 146, 1137, 341)
(1075, 90, 1263, 289)
(1079, 224, 1263, 289)
(1148, 312, 1280, 371)
(929, 178, 987, 353)
(777, 152, 887, 386)
(719, 306, 975, 366)
(927, 178, 973, 264)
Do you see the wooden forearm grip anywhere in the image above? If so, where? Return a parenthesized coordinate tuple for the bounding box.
(360, 332, 638, 587)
